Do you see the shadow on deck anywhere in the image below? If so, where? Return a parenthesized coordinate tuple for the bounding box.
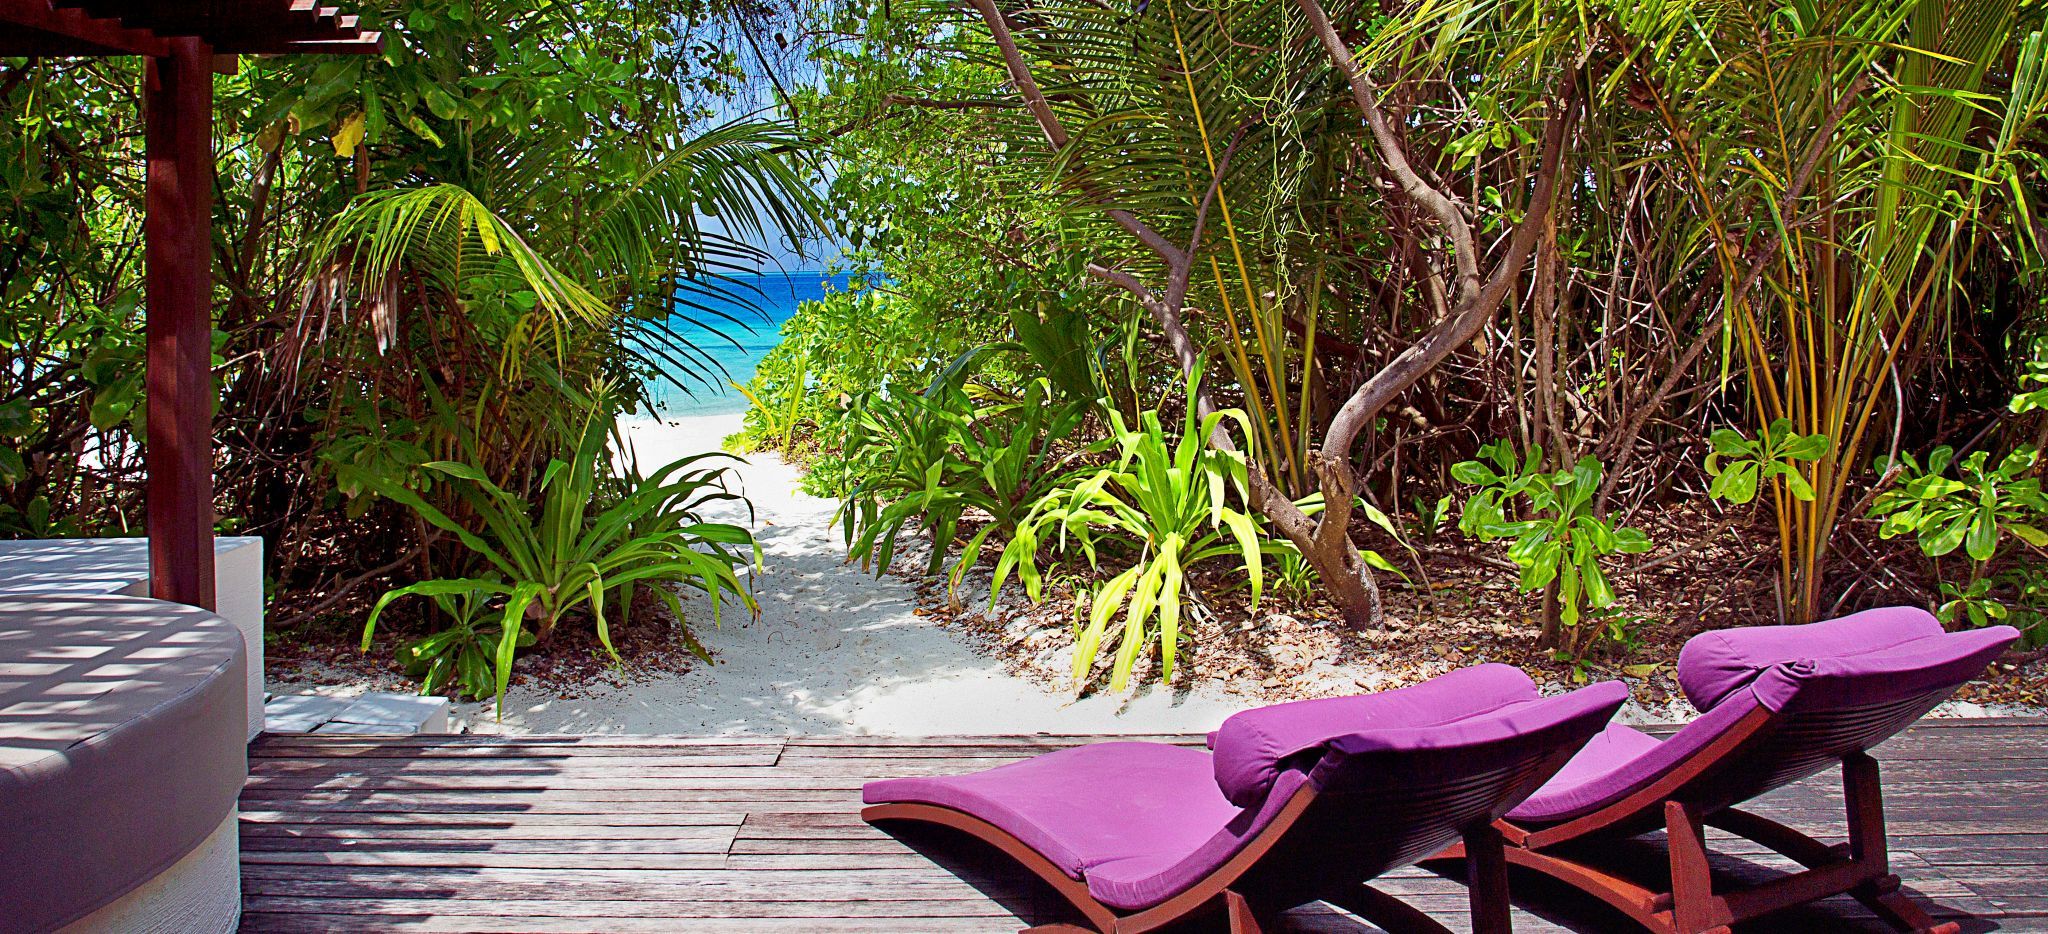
(236, 720, 2048, 932)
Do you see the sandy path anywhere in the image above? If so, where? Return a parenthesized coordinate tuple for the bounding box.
(451, 414, 1243, 735)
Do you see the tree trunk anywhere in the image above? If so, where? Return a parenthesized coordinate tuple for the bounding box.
(1536, 582, 1562, 650)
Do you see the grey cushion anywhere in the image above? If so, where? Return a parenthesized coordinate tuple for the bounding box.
(0, 594, 247, 932)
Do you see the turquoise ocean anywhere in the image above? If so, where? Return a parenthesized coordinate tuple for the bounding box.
(641, 271, 851, 417)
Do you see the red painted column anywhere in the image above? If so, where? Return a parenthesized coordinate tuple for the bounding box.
(143, 38, 217, 610)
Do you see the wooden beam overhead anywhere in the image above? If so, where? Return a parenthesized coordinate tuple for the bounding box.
(0, 0, 170, 55)
(8, 0, 383, 57)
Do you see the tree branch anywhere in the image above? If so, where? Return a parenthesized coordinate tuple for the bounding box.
(1295, 0, 1479, 307)
(1323, 77, 1581, 457)
(968, 0, 1188, 267)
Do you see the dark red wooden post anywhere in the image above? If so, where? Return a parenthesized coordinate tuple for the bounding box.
(143, 37, 217, 610)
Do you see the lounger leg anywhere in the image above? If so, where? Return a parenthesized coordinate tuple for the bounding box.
(1224, 890, 1283, 934)
(1665, 800, 1731, 934)
(1843, 753, 1960, 934)
(1464, 825, 1512, 934)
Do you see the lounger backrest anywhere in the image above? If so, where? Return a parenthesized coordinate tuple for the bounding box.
(1208, 663, 1543, 808)
(1678, 607, 2013, 713)
(1236, 680, 1627, 886)
(1589, 611, 2024, 823)
(1676, 613, 2018, 810)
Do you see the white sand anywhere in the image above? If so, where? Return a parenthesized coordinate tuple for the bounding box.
(448, 413, 1244, 735)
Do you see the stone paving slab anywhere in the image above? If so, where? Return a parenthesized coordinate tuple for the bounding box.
(264, 692, 450, 735)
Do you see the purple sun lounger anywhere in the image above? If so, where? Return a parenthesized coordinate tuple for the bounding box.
(862, 664, 1627, 934)
(1451, 608, 2020, 934)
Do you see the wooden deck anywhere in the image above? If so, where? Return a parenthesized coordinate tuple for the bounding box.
(237, 720, 2048, 933)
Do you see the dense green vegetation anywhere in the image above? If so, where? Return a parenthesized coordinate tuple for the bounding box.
(4, 1, 814, 702)
(7, 0, 2046, 700)
(737, 0, 2048, 687)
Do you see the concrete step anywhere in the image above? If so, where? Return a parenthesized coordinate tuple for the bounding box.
(264, 692, 450, 735)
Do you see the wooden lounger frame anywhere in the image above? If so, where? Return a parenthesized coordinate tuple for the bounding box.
(1439, 691, 1960, 934)
(865, 793, 1512, 934)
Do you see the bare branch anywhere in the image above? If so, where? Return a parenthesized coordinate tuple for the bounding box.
(967, 0, 1188, 267)
(1323, 79, 1581, 455)
(1294, 0, 1480, 307)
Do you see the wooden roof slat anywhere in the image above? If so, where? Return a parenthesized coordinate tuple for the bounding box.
(236, 35, 383, 56)
(14, 0, 381, 56)
(0, 0, 170, 55)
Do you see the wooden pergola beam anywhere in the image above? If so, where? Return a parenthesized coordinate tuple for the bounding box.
(43, 0, 382, 53)
(0, 0, 169, 55)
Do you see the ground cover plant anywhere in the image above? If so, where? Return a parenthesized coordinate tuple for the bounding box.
(351, 397, 758, 708)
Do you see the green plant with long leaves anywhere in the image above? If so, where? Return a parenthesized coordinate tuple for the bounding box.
(351, 402, 757, 710)
(1455, 442, 1652, 655)
(833, 384, 974, 574)
(995, 383, 1264, 692)
(1611, 0, 2048, 623)
(392, 586, 533, 701)
(838, 378, 1104, 584)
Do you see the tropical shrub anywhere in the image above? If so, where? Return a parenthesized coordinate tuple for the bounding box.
(1982, 564, 2048, 649)
(0, 1, 815, 656)
(1704, 420, 1832, 507)
(772, 0, 2048, 641)
(351, 401, 757, 709)
(1870, 446, 2048, 635)
(737, 284, 985, 472)
(1870, 448, 2048, 564)
(995, 390, 1264, 691)
(1454, 442, 1652, 655)
(1647, 7, 2048, 625)
(838, 379, 1102, 588)
(392, 586, 533, 702)
(831, 386, 965, 573)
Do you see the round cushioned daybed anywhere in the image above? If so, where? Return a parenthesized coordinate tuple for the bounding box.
(0, 594, 248, 933)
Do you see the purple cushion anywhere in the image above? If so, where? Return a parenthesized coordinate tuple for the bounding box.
(1678, 607, 2020, 712)
(861, 742, 1303, 911)
(1494, 717, 1662, 823)
(1084, 770, 1312, 910)
(1678, 607, 1936, 710)
(1512, 616, 2023, 824)
(1208, 663, 1538, 808)
(1509, 694, 1760, 823)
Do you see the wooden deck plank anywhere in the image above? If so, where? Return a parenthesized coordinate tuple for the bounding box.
(238, 719, 2048, 933)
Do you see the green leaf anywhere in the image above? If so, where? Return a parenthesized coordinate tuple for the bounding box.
(1451, 460, 1498, 485)
(1780, 468, 1816, 502)
(1924, 515, 1971, 556)
(2010, 523, 2048, 547)
(1709, 462, 1759, 504)
(1966, 507, 2000, 562)
(1708, 428, 1753, 456)
(1782, 433, 1830, 461)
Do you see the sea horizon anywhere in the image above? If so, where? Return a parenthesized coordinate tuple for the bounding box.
(639, 270, 854, 418)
